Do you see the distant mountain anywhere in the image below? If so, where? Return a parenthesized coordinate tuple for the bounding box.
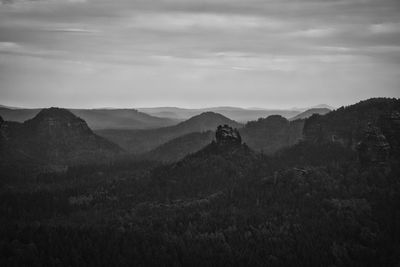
(96, 112, 242, 154)
(240, 115, 304, 154)
(0, 104, 20, 109)
(0, 108, 42, 122)
(303, 98, 400, 150)
(290, 104, 334, 112)
(144, 131, 215, 162)
(138, 107, 300, 122)
(310, 104, 335, 110)
(0, 108, 122, 166)
(0, 107, 178, 130)
(289, 108, 331, 121)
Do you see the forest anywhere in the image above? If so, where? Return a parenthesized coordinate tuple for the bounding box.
(0, 98, 399, 267)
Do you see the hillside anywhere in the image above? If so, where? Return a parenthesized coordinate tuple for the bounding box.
(303, 98, 400, 149)
(149, 125, 257, 198)
(96, 112, 242, 154)
(239, 115, 305, 154)
(0, 108, 122, 166)
(289, 108, 331, 121)
(0, 107, 178, 130)
(144, 131, 214, 162)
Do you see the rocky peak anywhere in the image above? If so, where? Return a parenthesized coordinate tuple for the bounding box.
(357, 123, 390, 165)
(215, 124, 242, 145)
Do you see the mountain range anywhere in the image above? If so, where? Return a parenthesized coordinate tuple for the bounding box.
(137, 106, 301, 122)
(96, 112, 242, 154)
(1, 98, 400, 267)
(0, 104, 332, 130)
(0, 107, 178, 130)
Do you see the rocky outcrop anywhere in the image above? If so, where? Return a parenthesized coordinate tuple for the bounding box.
(216, 125, 242, 145)
(356, 124, 390, 165)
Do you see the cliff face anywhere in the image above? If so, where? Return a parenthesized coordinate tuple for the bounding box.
(0, 108, 122, 165)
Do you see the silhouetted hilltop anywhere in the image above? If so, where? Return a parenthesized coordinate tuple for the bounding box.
(97, 112, 242, 154)
(0, 108, 122, 165)
(176, 112, 242, 131)
(240, 115, 304, 154)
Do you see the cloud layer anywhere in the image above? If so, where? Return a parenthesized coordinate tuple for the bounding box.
(1, 0, 399, 108)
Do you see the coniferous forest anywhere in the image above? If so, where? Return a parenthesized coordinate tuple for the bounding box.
(0, 98, 400, 266)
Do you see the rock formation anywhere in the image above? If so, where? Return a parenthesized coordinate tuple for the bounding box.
(215, 125, 242, 145)
(356, 123, 390, 165)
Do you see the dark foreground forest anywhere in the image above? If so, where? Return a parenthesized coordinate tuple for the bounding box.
(1, 98, 400, 267)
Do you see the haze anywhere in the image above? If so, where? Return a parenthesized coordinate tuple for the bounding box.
(0, 0, 399, 109)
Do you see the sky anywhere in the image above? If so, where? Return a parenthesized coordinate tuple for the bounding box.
(0, 0, 399, 109)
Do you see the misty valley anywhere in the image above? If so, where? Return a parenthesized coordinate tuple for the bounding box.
(0, 98, 399, 266)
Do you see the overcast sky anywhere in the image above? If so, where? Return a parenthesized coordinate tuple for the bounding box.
(0, 0, 399, 109)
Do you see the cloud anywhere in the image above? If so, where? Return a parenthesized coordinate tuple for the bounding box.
(49, 28, 100, 34)
(0, 41, 21, 51)
(370, 23, 400, 34)
(0, 0, 399, 108)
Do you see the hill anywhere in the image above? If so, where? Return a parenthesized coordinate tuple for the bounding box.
(303, 98, 400, 149)
(0, 107, 178, 130)
(0, 108, 122, 166)
(96, 112, 242, 154)
(289, 108, 331, 121)
(149, 125, 257, 198)
(239, 115, 305, 154)
(144, 114, 304, 162)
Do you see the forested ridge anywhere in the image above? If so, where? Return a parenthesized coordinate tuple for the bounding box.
(1, 98, 400, 266)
